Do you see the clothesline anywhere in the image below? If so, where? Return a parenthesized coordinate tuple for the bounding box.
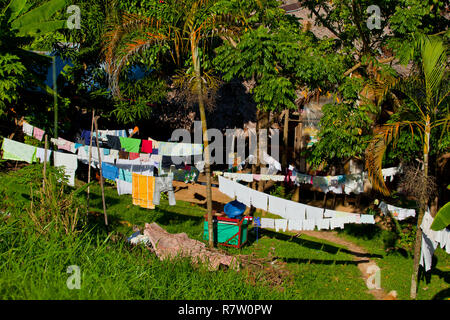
(218, 176, 375, 232)
(21, 120, 203, 158)
(378, 201, 416, 221)
(213, 166, 401, 196)
(1, 137, 176, 210)
(419, 210, 450, 271)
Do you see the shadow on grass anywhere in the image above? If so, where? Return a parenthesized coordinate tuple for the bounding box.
(153, 208, 204, 225)
(279, 257, 370, 266)
(337, 223, 382, 240)
(432, 288, 450, 300)
(420, 256, 450, 285)
(259, 229, 384, 260)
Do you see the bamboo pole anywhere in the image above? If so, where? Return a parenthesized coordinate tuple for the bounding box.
(94, 116, 108, 226)
(86, 110, 95, 213)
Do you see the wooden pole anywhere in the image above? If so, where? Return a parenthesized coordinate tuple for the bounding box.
(43, 135, 48, 191)
(52, 56, 58, 139)
(282, 109, 289, 169)
(86, 110, 95, 213)
(94, 116, 108, 226)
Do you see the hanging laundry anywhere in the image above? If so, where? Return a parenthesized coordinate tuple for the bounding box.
(1, 138, 37, 163)
(379, 202, 416, 221)
(119, 137, 141, 153)
(56, 137, 76, 153)
(302, 219, 316, 231)
(116, 178, 132, 195)
(344, 173, 364, 194)
(153, 176, 176, 206)
(129, 152, 140, 160)
(22, 121, 34, 137)
(115, 129, 127, 137)
(329, 217, 345, 229)
(305, 205, 324, 220)
(250, 189, 268, 211)
(101, 162, 119, 180)
(268, 195, 288, 218)
(317, 219, 330, 230)
(295, 173, 312, 185)
(53, 151, 78, 187)
(35, 147, 51, 163)
(360, 214, 375, 224)
(262, 152, 281, 174)
(106, 135, 121, 150)
(288, 219, 303, 231)
(285, 201, 306, 220)
(104, 149, 118, 164)
(235, 182, 251, 207)
(139, 153, 151, 162)
(81, 130, 96, 146)
(119, 150, 129, 159)
(381, 167, 400, 182)
(132, 173, 155, 209)
(324, 209, 339, 218)
(118, 168, 132, 183)
(218, 175, 236, 199)
(33, 127, 45, 141)
(274, 219, 288, 232)
(141, 140, 153, 154)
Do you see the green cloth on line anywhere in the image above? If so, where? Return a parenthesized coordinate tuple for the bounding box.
(119, 137, 141, 153)
(1, 138, 37, 163)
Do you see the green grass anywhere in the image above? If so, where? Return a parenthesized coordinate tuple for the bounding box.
(335, 224, 450, 300)
(1, 164, 446, 300)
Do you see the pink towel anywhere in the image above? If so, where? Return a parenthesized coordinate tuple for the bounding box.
(33, 127, 45, 141)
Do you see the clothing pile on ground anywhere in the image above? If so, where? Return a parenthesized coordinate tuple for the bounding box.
(143, 222, 240, 271)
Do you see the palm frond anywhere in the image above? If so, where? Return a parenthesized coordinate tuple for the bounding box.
(421, 37, 447, 111)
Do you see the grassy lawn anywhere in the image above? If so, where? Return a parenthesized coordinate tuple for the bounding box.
(1, 165, 447, 300)
(335, 224, 450, 300)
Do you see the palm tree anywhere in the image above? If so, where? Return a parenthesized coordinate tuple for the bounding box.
(103, 0, 242, 248)
(366, 35, 449, 299)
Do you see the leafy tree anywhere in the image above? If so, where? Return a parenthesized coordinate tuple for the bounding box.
(103, 0, 244, 248)
(0, 0, 68, 125)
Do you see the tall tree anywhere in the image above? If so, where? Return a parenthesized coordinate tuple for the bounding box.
(366, 34, 449, 299)
(103, 0, 244, 248)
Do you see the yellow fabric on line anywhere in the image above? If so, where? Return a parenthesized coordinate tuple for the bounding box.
(132, 173, 155, 209)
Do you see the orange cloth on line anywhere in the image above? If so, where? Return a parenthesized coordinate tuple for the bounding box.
(132, 173, 155, 209)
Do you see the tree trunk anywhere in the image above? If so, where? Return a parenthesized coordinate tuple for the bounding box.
(192, 38, 214, 248)
(410, 120, 430, 299)
(282, 109, 289, 169)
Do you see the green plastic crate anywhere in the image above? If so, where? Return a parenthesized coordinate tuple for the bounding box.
(203, 218, 249, 248)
